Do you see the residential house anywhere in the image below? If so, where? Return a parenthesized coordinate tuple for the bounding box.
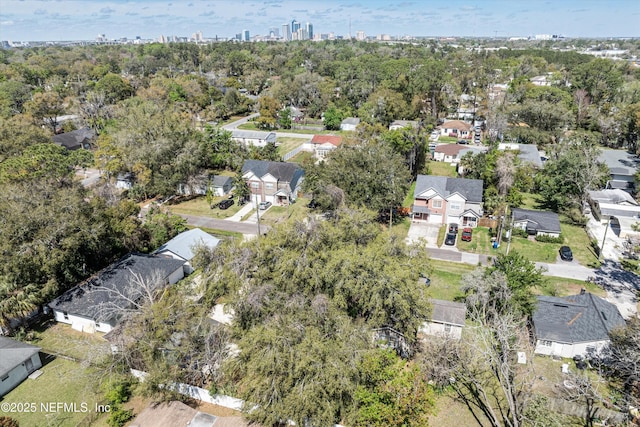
(598, 149, 640, 193)
(440, 120, 472, 139)
(230, 130, 276, 148)
(177, 174, 233, 197)
(412, 175, 483, 227)
(310, 134, 342, 160)
(52, 127, 94, 151)
(589, 189, 640, 238)
(0, 337, 42, 397)
(498, 143, 543, 168)
(241, 160, 304, 205)
(532, 291, 625, 358)
(340, 117, 360, 131)
(389, 120, 419, 131)
(433, 144, 468, 163)
(420, 299, 466, 340)
(154, 228, 220, 274)
(48, 254, 185, 334)
(115, 172, 134, 190)
(511, 208, 562, 238)
(373, 326, 411, 358)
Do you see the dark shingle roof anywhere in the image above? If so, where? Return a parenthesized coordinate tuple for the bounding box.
(0, 337, 40, 377)
(52, 128, 94, 150)
(242, 160, 304, 190)
(414, 175, 483, 203)
(511, 208, 561, 234)
(430, 299, 466, 326)
(533, 293, 625, 344)
(211, 175, 232, 188)
(49, 254, 185, 322)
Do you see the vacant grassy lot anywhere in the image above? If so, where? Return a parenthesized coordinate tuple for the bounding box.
(26, 322, 111, 362)
(428, 161, 458, 177)
(167, 196, 244, 219)
(428, 260, 476, 301)
(2, 356, 107, 426)
(287, 150, 314, 164)
(457, 226, 494, 253)
(259, 197, 312, 227)
(276, 137, 309, 156)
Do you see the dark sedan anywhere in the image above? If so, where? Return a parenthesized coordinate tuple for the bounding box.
(559, 246, 573, 261)
(444, 233, 457, 246)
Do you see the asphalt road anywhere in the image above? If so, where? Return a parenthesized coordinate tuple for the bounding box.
(221, 113, 313, 140)
(178, 214, 268, 235)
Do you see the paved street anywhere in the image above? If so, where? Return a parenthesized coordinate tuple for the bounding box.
(221, 113, 313, 140)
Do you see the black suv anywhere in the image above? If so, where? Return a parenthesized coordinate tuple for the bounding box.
(444, 233, 457, 246)
(448, 223, 459, 234)
(218, 199, 234, 210)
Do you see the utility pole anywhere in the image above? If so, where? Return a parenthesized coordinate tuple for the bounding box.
(505, 211, 514, 255)
(599, 216, 610, 261)
(255, 193, 261, 237)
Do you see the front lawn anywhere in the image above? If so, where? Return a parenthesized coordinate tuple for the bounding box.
(428, 260, 476, 301)
(560, 222, 599, 267)
(259, 197, 312, 226)
(167, 196, 244, 218)
(457, 226, 493, 253)
(25, 322, 111, 362)
(287, 150, 314, 164)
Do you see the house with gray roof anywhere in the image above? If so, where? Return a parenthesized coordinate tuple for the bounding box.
(154, 228, 220, 274)
(230, 130, 276, 148)
(389, 120, 419, 131)
(511, 208, 562, 238)
(241, 160, 304, 206)
(49, 254, 185, 334)
(340, 117, 360, 131)
(598, 149, 640, 193)
(177, 174, 233, 197)
(52, 127, 94, 151)
(533, 291, 625, 358)
(0, 337, 42, 397)
(420, 299, 466, 340)
(498, 143, 543, 168)
(412, 175, 483, 227)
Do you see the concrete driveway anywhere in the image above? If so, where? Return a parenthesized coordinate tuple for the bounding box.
(406, 222, 441, 248)
(594, 260, 639, 319)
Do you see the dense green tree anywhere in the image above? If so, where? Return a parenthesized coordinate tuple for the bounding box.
(25, 91, 65, 132)
(323, 105, 344, 130)
(304, 140, 411, 214)
(486, 252, 544, 317)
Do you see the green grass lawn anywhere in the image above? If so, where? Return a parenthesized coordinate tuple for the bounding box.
(457, 226, 493, 253)
(1, 356, 108, 427)
(259, 197, 312, 227)
(185, 225, 243, 241)
(403, 181, 416, 208)
(288, 150, 314, 164)
(438, 136, 458, 143)
(436, 224, 446, 247)
(25, 322, 111, 362)
(276, 137, 309, 156)
(428, 260, 476, 301)
(560, 222, 599, 267)
(428, 161, 458, 177)
(167, 196, 244, 219)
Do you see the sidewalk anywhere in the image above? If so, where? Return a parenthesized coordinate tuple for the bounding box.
(226, 202, 254, 222)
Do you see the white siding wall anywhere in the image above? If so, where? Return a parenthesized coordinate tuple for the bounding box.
(420, 321, 463, 340)
(534, 339, 610, 358)
(53, 310, 115, 334)
(0, 353, 42, 397)
(167, 267, 185, 285)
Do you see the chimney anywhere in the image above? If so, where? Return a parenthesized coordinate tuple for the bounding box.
(580, 288, 586, 295)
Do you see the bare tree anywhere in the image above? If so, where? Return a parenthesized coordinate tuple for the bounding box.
(496, 152, 517, 197)
(420, 269, 538, 427)
(556, 371, 605, 427)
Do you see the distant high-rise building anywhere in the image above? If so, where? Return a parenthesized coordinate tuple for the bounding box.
(306, 22, 313, 40)
(269, 27, 279, 38)
(356, 30, 366, 41)
(282, 23, 290, 41)
(243, 29, 250, 41)
(291, 19, 301, 33)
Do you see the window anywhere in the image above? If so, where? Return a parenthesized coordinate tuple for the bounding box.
(450, 203, 462, 210)
(95, 322, 101, 328)
(251, 182, 260, 189)
(265, 183, 274, 189)
(444, 324, 452, 333)
(432, 200, 442, 208)
(541, 340, 552, 347)
(63, 311, 69, 321)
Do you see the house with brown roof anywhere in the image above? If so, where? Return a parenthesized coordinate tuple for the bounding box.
(310, 134, 342, 160)
(433, 144, 468, 163)
(440, 120, 472, 138)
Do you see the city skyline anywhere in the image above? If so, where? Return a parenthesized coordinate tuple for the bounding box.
(1, 0, 639, 42)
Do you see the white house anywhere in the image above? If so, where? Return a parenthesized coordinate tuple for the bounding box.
(340, 117, 360, 131)
(230, 130, 276, 147)
(310, 134, 342, 160)
(420, 299, 466, 340)
(154, 228, 221, 274)
(48, 254, 185, 334)
(533, 292, 625, 358)
(440, 120, 472, 139)
(389, 120, 419, 131)
(177, 175, 233, 197)
(0, 337, 42, 397)
(511, 208, 562, 238)
(598, 149, 640, 193)
(432, 144, 468, 163)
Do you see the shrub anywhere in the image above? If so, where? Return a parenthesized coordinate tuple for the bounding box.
(535, 233, 564, 244)
(107, 408, 133, 427)
(104, 379, 133, 406)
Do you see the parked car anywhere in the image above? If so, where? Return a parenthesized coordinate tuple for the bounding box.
(448, 223, 459, 234)
(444, 233, 457, 246)
(218, 199, 234, 210)
(258, 201, 272, 210)
(559, 246, 573, 261)
(461, 228, 473, 242)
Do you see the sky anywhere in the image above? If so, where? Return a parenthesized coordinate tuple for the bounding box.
(0, 0, 639, 42)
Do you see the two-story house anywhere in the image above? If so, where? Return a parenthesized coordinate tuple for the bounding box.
(412, 175, 483, 227)
(241, 160, 305, 206)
